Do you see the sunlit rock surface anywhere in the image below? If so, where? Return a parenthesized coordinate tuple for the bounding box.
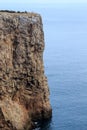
(0, 11, 52, 130)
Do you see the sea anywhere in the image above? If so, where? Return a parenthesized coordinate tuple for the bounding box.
(1, 3, 87, 130)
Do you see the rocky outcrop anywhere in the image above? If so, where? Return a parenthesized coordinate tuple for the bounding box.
(0, 11, 52, 130)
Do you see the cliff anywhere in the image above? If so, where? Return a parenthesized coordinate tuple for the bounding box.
(0, 11, 52, 130)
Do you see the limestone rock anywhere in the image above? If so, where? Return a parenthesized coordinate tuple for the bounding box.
(0, 11, 52, 130)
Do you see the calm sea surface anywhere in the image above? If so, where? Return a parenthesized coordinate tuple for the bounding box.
(2, 3, 87, 130)
(41, 4, 87, 130)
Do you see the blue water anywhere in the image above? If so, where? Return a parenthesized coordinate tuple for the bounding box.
(1, 3, 87, 130)
(43, 4, 87, 130)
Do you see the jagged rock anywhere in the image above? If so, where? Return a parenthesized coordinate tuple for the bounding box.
(0, 11, 52, 130)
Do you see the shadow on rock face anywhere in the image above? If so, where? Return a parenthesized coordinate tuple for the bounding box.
(33, 117, 52, 130)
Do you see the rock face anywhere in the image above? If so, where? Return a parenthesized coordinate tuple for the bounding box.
(0, 11, 52, 130)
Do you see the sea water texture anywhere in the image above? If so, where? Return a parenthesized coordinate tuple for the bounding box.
(43, 4, 87, 130)
(1, 3, 87, 130)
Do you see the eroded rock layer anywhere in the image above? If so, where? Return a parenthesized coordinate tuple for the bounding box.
(0, 11, 52, 130)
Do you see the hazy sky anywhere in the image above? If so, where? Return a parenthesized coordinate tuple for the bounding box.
(0, 0, 87, 12)
(0, 0, 87, 4)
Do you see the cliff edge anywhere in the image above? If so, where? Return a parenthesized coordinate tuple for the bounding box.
(0, 11, 52, 130)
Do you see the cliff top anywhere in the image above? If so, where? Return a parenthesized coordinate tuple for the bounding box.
(0, 10, 40, 17)
(0, 10, 42, 25)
